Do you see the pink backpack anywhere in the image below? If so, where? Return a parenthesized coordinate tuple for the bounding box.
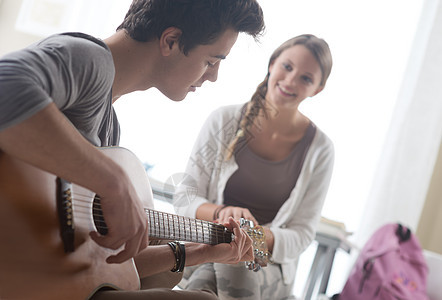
(338, 223, 429, 300)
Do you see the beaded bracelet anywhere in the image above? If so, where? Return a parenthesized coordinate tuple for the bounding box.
(167, 241, 185, 273)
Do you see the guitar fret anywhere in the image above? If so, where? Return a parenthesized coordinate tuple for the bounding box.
(145, 208, 232, 244)
(212, 223, 216, 244)
(205, 221, 211, 244)
(163, 212, 167, 238)
(218, 225, 223, 243)
(184, 217, 189, 241)
(193, 220, 198, 242)
(187, 218, 192, 241)
(171, 213, 176, 239)
(180, 215, 183, 240)
(206, 221, 210, 243)
(184, 216, 187, 240)
(169, 214, 173, 239)
(173, 214, 177, 240)
(156, 211, 160, 238)
(199, 222, 202, 242)
(157, 211, 161, 238)
(217, 225, 222, 244)
(161, 212, 166, 238)
(169, 213, 172, 239)
(166, 212, 171, 239)
(160, 212, 165, 238)
(151, 210, 156, 237)
(148, 210, 152, 236)
(180, 215, 183, 239)
(201, 219, 205, 243)
(177, 215, 181, 240)
(166, 212, 170, 239)
(194, 219, 198, 242)
(169, 214, 173, 238)
(178, 216, 186, 240)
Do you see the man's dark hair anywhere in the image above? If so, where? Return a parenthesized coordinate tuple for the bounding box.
(117, 0, 265, 55)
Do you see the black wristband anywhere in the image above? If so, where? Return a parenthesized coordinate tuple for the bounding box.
(167, 242, 178, 272)
(167, 241, 185, 273)
(176, 241, 185, 272)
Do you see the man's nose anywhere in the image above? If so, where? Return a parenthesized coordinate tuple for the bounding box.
(204, 62, 220, 83)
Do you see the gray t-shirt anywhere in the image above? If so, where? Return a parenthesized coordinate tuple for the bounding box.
(0, 32, 119, 147)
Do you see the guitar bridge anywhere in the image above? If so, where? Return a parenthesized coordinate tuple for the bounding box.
(56, 177, 75, 252)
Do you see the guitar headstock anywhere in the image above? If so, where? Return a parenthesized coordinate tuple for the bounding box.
(240, 218, 273, 272)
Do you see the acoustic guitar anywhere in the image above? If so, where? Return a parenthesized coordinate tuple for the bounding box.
(0, 147, 271, 300)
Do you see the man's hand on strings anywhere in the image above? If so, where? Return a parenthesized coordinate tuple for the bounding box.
(89, 171, 149, 264)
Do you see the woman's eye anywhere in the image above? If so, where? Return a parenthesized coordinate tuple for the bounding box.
(283, 63, 292, 71)
(302, 76, 313, 84)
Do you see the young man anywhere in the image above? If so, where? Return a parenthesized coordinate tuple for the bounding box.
(0, 0, 264, 299)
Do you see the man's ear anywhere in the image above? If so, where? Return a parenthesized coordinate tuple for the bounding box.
(159, 27, 182, 56)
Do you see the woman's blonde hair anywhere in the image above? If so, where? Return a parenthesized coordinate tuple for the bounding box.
(225, 34, 333, 160)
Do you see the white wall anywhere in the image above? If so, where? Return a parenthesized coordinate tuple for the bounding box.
(0, 0, 40, 56)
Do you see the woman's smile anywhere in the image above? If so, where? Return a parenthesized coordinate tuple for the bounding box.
(277, 84, 296, 97)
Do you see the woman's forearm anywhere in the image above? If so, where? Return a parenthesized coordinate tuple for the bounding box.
(195, 202, 222, 221)
(263, 226, 274, 253)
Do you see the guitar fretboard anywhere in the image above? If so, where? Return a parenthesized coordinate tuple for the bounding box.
(145, 209, 233, 245)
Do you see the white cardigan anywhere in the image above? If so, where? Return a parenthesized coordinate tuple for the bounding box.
(175, 104, 334, 284)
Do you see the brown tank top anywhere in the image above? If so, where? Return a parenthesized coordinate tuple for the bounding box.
(223, 122, 316, 224)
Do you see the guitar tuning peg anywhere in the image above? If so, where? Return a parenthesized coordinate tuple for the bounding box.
(240, 218, 254, 229)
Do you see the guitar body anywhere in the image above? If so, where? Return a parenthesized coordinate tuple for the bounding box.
(0, 147, 154, 299)
(0, 146, 270, 299)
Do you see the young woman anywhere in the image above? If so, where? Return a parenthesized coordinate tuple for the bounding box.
(175, 34, 334, 300)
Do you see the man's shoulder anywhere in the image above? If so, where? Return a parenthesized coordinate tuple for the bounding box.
(1, 32, 112, 69)
(39, 32, 107, 49)
(39, 33, 115, 83)
(57, 32, 108, 50)
(13, 33, 107, 67)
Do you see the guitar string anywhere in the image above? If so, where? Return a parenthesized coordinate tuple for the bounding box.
(71, 192, 229, 232)
(65, 193, 233, 242)
(61, 194, 269, 260)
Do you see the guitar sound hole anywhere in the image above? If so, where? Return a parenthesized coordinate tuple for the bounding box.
(93, 195, 108, 235)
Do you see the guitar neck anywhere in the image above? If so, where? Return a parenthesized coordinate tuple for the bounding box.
(145, 209, 233, 245)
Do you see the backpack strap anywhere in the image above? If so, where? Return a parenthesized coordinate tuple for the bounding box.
(396, 223, 411, 242)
